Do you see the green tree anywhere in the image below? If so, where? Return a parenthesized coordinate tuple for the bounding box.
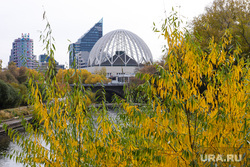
(126, 64, 158, 103)
(17, 66, 28, 83)
(8, 61, 19, 79)
(0, 79, 21, 109)
(0, 71, 18, 83)
(10, 82, 28, 106)
(191, 0, 250, 58)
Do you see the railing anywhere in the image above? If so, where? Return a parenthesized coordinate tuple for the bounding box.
(70, 83, 126, 87)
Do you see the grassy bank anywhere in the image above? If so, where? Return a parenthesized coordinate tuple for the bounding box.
(0, 106, 32, 121)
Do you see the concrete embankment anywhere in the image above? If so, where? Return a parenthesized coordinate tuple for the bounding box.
(0, 103, 143, 135)
(0, 116, 33, 136)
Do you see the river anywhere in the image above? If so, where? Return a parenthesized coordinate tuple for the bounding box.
(0, 134, 24, 167)
(0, 109, 119, 167)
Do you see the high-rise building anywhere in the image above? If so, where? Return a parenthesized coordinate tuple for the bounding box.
(38, 54, 65, 72)
(9, 33, 37, 69)
(69, 18, 103, 68)
(39, 54, 50, 65)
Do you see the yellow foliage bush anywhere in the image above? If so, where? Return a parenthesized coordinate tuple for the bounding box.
(56, 69, 91, 84)
(85, 74, 110, 84)
(56, 69, 110, 85)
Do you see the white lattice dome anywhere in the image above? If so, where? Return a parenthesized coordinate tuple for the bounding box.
(88, 29, 153, 67)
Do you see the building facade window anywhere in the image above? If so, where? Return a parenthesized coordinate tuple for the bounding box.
(69, 18, 103, 68)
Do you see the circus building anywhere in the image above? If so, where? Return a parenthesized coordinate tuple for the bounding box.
(86, 29, 153, 83)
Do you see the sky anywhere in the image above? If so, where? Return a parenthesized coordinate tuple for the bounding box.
(0, 0, 214, 68)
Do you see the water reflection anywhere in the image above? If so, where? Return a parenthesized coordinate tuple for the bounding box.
(0, 109, 119, 167)
(0, 134, 23, 167)
(0, 135, 10, 154)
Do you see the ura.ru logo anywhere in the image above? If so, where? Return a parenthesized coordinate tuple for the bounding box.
(200, 154, 242, 162)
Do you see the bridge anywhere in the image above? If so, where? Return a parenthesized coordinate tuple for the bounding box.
(70, 83, 126, 98)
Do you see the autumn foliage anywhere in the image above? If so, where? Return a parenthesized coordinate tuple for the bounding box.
(191, 0, 250, 58)
(56, 68, 110, 84)
(4, 9, 249, 167)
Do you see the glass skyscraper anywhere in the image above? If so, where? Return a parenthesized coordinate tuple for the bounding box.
(39, 54, 50, 63)
(38, 54, 65, 72)
(9, 33, 37, 69)
(69, 18, 103, 68)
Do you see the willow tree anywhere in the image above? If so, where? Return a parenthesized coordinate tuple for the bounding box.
(4, 10, 249, 167)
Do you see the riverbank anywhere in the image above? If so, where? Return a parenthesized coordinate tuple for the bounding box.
(0, 106, 33, 135)
(0, 106, 32, 121)
(0, 115, 33, 136)
(0, 103, 143, 135)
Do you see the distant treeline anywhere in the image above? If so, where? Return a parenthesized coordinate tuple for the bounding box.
(0, 62, 110, 109)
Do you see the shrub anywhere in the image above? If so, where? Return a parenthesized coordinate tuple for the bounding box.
(85, 74, 110, 84)
(17, 66, 28, 83)
(10, 82, 28, 106)
(0, 79, 21, 109)
(0, 71, 18, 83)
